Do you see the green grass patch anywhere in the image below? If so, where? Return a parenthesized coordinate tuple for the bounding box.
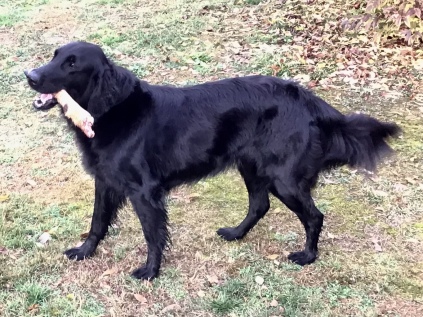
(0, 196, 90, 251)
(204, 259, 375, 316)
(0, 11, 23, 27)
(0, 0, 50, 27)
(1, 280, 105, 317)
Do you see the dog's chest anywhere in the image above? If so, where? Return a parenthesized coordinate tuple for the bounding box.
(86, 145, 145, 189)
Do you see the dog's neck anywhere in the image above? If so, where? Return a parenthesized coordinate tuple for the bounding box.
(77, 64, 138, 119)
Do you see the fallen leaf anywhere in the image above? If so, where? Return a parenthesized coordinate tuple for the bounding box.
(371, 238, 383, 252)
(66, 293, 75, 300)
(322, 176, 337, 184)
(26, 179, 37, 187)
(372, 189, 388, 197)
(271, 64, 281, 76)
(307, 80, 318, 88)
(27, 304, 39, 312)
(255, 276, 264, 285)
(143, 280, 153, 288)
(80, 232, 89, 239)
(293, 73, 311, 83)
(187, 193, 201, 201)
(266, 254, 279, 260)
(270, 299, 278, 307)
(54, 278, 63, 287)
(48, 227, 58, 236)
(38, 232, 52, 245)
(406, 177, 416, 185)
(207, 275, 219, 284)
(406, 238, 419, 244)
(393, 183, 408, 192)
(273, 208, 282, 214)
(374, 244, 383, 252)
(161, 304, 181, 314)
(101, 267, 119, 277)
(0, 195, 9, 202)
(100, 247, 110, 255)
(134, 294, 148, 304)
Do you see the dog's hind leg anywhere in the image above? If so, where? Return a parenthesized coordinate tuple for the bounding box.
(129, 188, 169, 280)
(217, 162, 270, 241)
(64, 177, 126, 261)
(270, 178, 324, 266)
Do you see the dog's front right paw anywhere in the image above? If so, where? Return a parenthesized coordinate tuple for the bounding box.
(217, 227, 244, 241)
(287, 250, 317, 266)
(63, 247, 93, 261)
(131, 265, 159, 280)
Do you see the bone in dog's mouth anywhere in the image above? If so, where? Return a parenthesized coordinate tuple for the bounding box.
(31, 90, 95, 138)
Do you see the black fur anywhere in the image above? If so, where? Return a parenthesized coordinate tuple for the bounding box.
(26, 42, 401, 280)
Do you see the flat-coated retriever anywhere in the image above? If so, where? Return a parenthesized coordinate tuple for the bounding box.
(25, 42, 400, 280)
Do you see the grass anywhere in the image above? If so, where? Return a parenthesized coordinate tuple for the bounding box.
(0, 0, 423, 316)
(2, 279, 106, 317)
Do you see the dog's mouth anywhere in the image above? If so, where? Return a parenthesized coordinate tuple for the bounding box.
(33, 93, 58, 110)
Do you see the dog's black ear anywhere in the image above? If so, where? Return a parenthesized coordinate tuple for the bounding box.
(87, 63, 136, 118)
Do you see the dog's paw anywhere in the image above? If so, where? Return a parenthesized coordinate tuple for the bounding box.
(287, 250, 317, 266)
(217, 227, 244, 241)
(63, 247, 93, 261)
(131, 265, 159, 281)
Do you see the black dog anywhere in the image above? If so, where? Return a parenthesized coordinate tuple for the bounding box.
(25, 41, 400, 280)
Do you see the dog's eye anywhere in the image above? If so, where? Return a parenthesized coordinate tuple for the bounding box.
(68, 56, 76, 68)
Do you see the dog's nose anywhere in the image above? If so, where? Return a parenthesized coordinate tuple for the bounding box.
(24, 69, 40, 85)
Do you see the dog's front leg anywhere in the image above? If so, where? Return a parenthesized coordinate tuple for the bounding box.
(129, 188, 169, 280)
(64, 177, 126, 260)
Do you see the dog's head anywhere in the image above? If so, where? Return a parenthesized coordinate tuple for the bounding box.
(24, 41, 110, 111)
